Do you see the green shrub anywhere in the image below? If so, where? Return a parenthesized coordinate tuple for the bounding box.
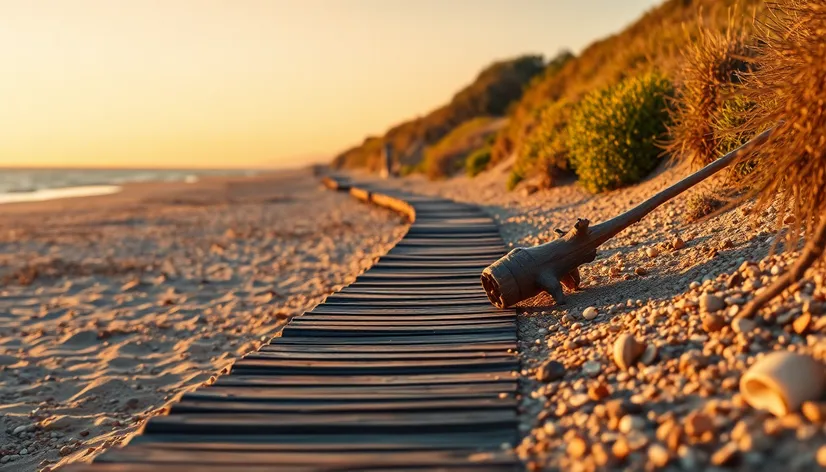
(423, 117, 502, 179)
(568, 72, 674, 193)
(506, 171, 523, 191)
(513, 100, 573, 188)
(465, 146, 492, 177)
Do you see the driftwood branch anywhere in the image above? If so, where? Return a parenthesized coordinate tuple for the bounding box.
(481, 128, 774, 309)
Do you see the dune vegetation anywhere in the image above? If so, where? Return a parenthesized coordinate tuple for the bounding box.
(333, 0, 826, 322)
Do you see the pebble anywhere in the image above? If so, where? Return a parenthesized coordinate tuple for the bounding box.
(619, 415, 646, 433)
(588, 383, 611, 401)
(646, 247, 659, 258)
(612, 437, 630, 460)
(672, 236, 686, 250)
(732, 318, 756, 334)
(702, 313, 726, 332)
(567, 435, 588, 459)
(802, 402, 826, 423)
(793, 313, 811, 334)
(613, 334, 644, 370)
(684, 412, 714, 438)
(648, 443, 670, 467)
(634, 267, 648, 276)
(711, 442, 740, 466)
(582, 306, 598, 320)
(700, 294, 725, 312)
(818, 445, 826, 467)
(535, 360, 565, 383)
(582, 360, 601, 376)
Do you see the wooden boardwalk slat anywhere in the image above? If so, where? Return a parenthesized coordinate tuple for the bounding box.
(67, 175, 520, 472)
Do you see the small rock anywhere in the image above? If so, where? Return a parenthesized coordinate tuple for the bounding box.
(582, 361, 601, 377)
(817, 445, 826, 467)
(634, 267, 648, 276)
(582, 307, 599, 320)
(619, 415, 646, 434)
(612, 437, 630, 461)
(59, 446, 72, 456)
(567, 435, 588, 459)
(700, 294, 725, 313)
(536, 360, 566, 383)
(711, 442, 740, 466)
(589, 383, 611, 401)
(793, 313, 811, 334)
(648, 444, 670, 467)
(13, 424, 31, 435)
(646, 247, 659, 258)
(19, 448, 28, 455)
(702, 314, 726, 333)
(613, 334, 644, 370)
(672, 237, 686, 250)
(802, 401, 826, 423)
(732, 318, 756, 334)
(719, 239, 734, 249)
(684, 412, 714, 438)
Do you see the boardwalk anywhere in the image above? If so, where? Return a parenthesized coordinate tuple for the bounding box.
(69, 177, 521, 471)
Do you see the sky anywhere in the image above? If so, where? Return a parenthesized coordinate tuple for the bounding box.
(0, 0, 662, 169)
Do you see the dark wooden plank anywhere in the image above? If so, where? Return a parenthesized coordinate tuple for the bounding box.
(294, 314, 513, 323)
(280, 324, 513, 338)
(323, 292, 491, 302)
(168, 397, 515, 415)
(123, 431, 513, 450)
(269, 332, 515, 345)
(337, 287, 486, 295)
(259, 341, 515, 353)
(308, 305, 503, 315)
(184, 384, 514, 401)
(93, 447, 521, 468)
(141, 410, 518, 436)
(231, 357, 518, 376)
(290, 319, 514, 329)
(313, 298, 495, 308)
(346, 280, 485, 289)
(213, 372, 516, 387)
(244, 350, 514, 362)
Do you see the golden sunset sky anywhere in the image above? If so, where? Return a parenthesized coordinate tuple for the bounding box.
(1, 0, 660, 169)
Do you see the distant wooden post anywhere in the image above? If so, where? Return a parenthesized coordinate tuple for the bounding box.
(380, 143, 393, 179)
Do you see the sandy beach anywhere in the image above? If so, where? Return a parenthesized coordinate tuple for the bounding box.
(0, 169, 407, 471)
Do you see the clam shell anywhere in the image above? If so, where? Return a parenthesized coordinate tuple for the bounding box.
(740, 351, 825, 417)
(613, 334, 645, 370)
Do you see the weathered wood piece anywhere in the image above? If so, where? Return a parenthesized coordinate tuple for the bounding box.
(481, 128, 774, 309)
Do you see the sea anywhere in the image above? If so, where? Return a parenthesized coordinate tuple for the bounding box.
(0, 168, 260, 204)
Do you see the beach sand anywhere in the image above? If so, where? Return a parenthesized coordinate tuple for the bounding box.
(0, 168, 407, 471)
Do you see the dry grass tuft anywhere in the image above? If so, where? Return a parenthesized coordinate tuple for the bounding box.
(686, 192, 725, 222)
(732, 1, 826, 318)
(732, 0, 826, 239)
(667, 13, 753, 169)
